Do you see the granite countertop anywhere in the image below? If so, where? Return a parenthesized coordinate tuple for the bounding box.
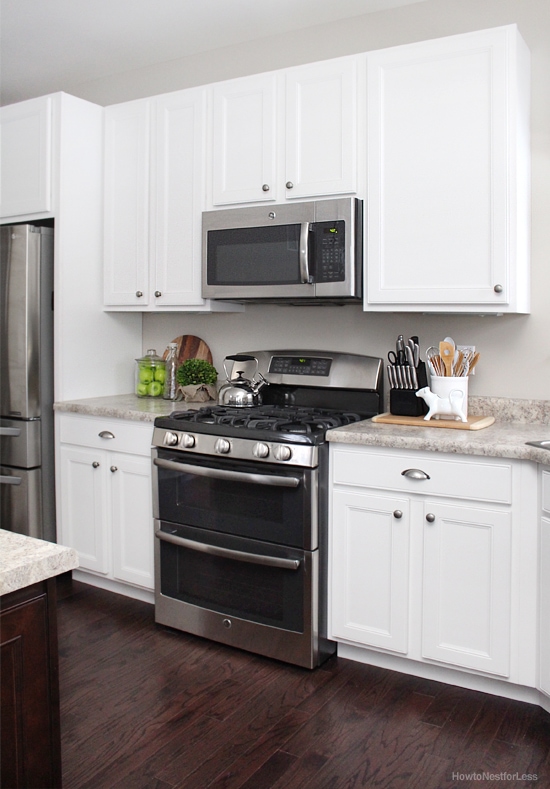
(54, 393, 550, 465)
(327, 396, 550, 465)
(54, 393, 214, 422)
(0, 530, 79, 596)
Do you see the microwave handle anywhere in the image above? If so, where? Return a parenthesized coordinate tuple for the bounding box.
(299, 222, 311, 284)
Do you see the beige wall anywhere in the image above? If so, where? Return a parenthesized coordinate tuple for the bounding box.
(75, 0, 550, 400)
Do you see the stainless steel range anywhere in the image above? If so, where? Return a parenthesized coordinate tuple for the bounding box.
(152, 350, 383, 668)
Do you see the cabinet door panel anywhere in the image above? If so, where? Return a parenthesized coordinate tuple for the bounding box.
(331, 489, 410, 653)
(58, 446, 109, 574)
(540, 514, 550, 696)
(152, 90, 206, 306)
(0, 96, 52, 218)
(104, 101, 150, 306)
(111, 453, 154, 589)
(422, 501, 512, 676)
(212, 74, 277, 205)
(366, 26, 528, 311)
(285, 57, 357, 198)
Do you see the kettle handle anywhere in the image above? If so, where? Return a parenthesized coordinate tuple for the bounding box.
(225, 355, 256, 362)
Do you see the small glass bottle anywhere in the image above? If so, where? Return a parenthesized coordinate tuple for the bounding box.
(163, 343, 178, 400)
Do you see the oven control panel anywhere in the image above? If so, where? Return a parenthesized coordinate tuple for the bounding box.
(268, 355, 332, 377)
(153, 428, 318, 468)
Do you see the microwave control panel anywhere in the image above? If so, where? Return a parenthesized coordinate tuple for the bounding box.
(313, 220, 345, 282)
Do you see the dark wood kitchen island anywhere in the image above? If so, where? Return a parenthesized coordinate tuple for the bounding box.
(0, 529, 78, 789)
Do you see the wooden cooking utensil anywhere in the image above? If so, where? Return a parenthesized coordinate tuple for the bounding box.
(163, 335, 213, 366)
(468, 351, 480, 373)
(439, 340, 455, 377)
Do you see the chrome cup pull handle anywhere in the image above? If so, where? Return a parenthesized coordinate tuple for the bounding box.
(401, 468, 430, 481)
(99, 431, 115, 439)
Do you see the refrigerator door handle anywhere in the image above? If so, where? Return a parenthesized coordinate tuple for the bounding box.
(0, 475, 22, 485)
(0, 427, 21, 437)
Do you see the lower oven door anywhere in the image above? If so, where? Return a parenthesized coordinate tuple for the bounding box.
(154, 520, 325, 668)
(152, 447, 318, 549)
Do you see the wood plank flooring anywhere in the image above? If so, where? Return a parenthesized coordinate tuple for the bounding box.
(56, 576, 550, 789)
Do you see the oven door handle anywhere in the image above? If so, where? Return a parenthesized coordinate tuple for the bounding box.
(153, 457, 300, 488)
(155, 529, 301, 571)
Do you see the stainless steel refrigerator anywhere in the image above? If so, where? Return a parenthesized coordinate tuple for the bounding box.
(0, 224, 56, 541)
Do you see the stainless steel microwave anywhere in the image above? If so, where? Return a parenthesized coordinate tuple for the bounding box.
(202, 197, 363, 302)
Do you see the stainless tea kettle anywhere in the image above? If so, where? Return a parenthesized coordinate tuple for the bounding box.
(218, 355, 269, 407)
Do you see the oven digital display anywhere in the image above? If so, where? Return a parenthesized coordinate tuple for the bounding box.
(269, 356, 332, 376)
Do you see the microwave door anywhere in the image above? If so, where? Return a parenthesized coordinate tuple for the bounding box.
(204, 223, 314, 300)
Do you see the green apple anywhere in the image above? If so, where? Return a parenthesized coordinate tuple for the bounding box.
(139, 365, 153, 384)
(136, 383, 149, 397)
(154, 366, 166, 384)
(148, 380, 162, 397)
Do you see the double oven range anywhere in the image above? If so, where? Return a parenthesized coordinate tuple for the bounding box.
(152, 350, 382, 668)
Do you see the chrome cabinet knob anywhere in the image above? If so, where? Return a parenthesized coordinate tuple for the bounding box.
(214, 438, 231, 454)
(136, 291, 143, 297)
(494, 284, 503, 294)
(110, 465, 118, 473)
(253, 442, 270, 459)
(92, 461, 100, 468)
(262, 184, 270, 192)
(393, 510, 403, 519)
(285, 181, 294, 189)
(154, 290, 162, 297)
(426, 513, 436, 523)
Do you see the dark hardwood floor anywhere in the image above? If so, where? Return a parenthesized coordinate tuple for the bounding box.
(56, 576, 550, 789)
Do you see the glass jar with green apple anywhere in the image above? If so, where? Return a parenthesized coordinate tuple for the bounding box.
(135, 349, 165, 397)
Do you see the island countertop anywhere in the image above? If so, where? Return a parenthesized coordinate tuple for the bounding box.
(0, 530, 79, 595)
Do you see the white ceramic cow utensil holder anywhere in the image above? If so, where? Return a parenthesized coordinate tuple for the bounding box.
(416, 386, 468, 423)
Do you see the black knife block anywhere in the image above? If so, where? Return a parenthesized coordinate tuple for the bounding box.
(389, 362, 429, 417)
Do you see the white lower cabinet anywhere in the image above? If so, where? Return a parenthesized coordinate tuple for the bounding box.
(330, 445, 537, 690)
(421, 500, 512, 676)
(56, 414, 154, 593)
(539, 468, 550, 699)
(331, 489, 410, 654)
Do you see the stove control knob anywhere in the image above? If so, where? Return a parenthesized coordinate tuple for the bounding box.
(164, 431, 179, 446)
(253, 442, 270, 459)
(215, 438, 231, 455)
(273, 444, 292, 462)
(180, 433, 196, 449)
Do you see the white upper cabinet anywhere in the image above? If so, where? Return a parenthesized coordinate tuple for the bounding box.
(210, 56, 359, 206)
(104, 99, 150, 307)
(104, 89, 240, 311)
(211, 73, 277, 205)
(284, 57, 358, 199)
(365, 25, 530, 313)
(0, 96, 53, 219)
(151, 91, 208, 306)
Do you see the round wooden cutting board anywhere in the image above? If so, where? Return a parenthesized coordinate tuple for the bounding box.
(163, 335, 213, 366)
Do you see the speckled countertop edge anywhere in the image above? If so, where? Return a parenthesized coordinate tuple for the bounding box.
(54, 393, 550, 464)
(327, 416, 550, 464)
(0, 530, 79, 596)
(54, 393, 212, 422)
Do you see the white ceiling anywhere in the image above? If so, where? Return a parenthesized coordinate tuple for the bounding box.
(0, 0, 429, 105)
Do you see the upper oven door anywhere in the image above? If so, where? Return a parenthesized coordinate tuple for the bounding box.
(202, 202, 316, 300)
(152, 447, 318, 550)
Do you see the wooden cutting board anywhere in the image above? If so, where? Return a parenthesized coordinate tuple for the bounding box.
(372, 413, 495, 430)
(163, 335, 213, 366)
